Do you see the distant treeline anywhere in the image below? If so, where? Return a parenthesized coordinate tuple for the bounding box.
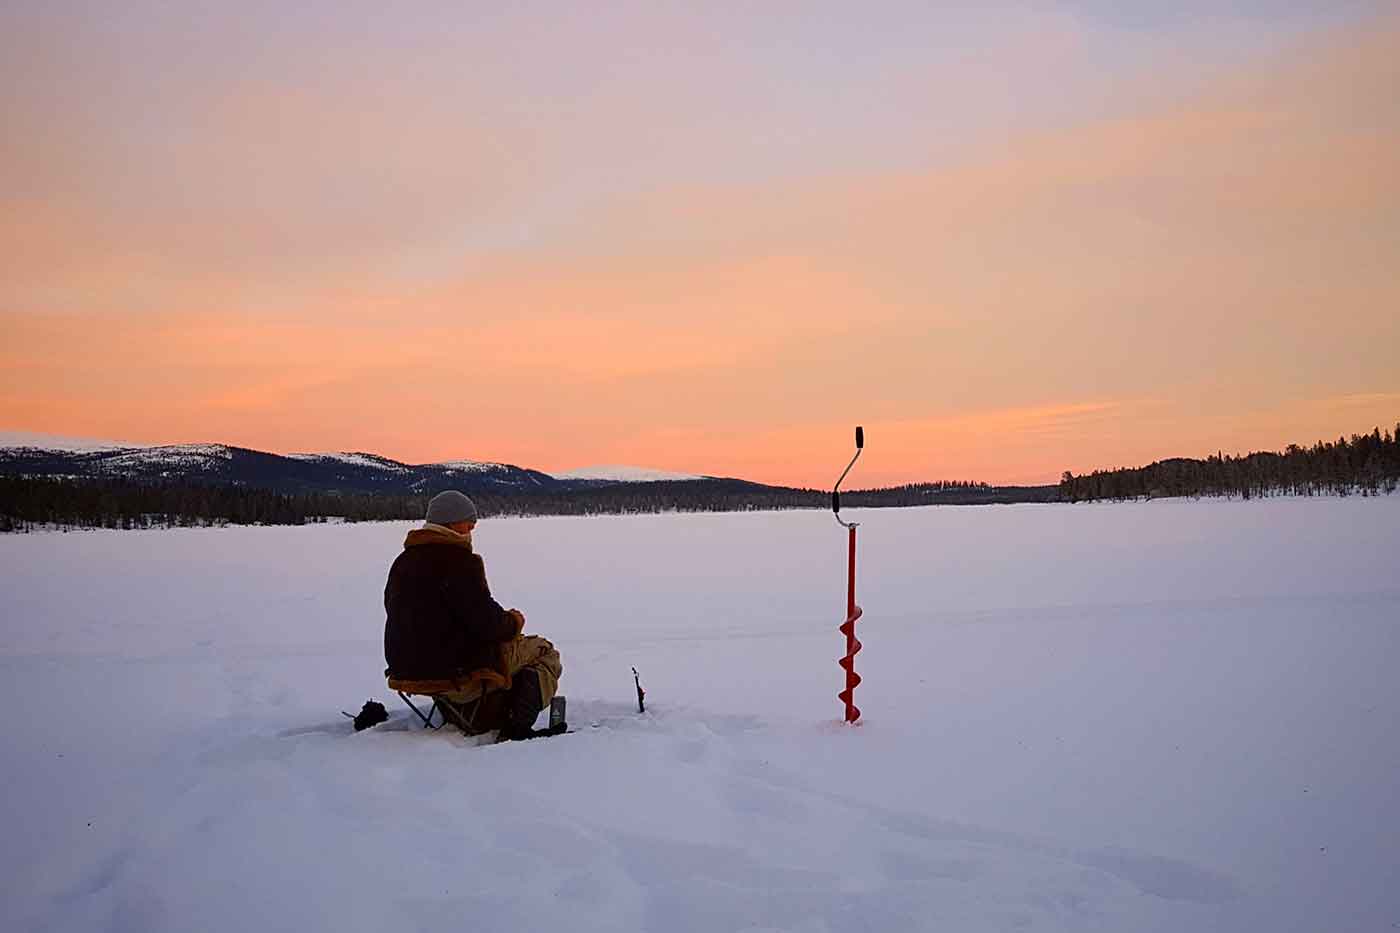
(0, 477, 419, 532)
(496, 479, 1056, 517)
(0, 476, 1052, 532)
(1059, 425, 1400, 502)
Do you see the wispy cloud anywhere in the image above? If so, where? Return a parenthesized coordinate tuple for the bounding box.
(1, 7, 1396, 484)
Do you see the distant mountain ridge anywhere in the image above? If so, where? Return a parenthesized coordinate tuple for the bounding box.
(0, 435, 1060, 521)
(0, 439, 624, 496)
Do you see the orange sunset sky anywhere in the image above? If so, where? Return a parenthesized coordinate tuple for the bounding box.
(2, 2, 1397, 487)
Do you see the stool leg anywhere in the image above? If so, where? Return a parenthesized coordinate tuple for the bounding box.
(437, 695, 482, 735)
(396, 692, 442, 729)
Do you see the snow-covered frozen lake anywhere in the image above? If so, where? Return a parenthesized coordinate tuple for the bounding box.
(3, 498, 1397, 932)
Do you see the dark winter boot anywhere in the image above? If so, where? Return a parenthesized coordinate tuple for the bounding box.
(496, 669, 548, 741)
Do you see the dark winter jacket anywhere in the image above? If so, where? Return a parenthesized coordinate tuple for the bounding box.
(383, 524, 521, 680)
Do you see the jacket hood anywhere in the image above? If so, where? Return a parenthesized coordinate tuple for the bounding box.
(404, 522, 474, 550)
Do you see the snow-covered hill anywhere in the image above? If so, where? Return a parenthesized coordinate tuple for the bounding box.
(286, 451, 411, 473)
(0, 439, 240, 475)
(0, 439, 569, 495)
(0, 436, 701, 487)
(100, 443, 237, 471)
(0, 435, 711, 494)
(432, 458, 516, 474)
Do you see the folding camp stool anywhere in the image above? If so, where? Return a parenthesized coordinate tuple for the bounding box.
(385, 670, 509, 735)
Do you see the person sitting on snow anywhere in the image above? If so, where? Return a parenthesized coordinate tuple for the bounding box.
(383, 490, 563, 740)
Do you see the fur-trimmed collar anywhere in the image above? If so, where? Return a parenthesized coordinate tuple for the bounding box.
(404, 522, 474, 549)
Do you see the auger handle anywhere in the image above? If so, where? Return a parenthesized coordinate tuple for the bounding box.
(833, 425, 864, 528)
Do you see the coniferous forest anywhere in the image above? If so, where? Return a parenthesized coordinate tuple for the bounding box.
(0, 477, 1055, 532)
(1059, 425, 1400, 502)
(1, 424, 1396, 531)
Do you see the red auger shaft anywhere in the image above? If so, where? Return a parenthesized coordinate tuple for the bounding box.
(838, 523, 863, 723)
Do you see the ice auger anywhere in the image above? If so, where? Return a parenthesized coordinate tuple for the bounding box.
(832, 426, 864, 724)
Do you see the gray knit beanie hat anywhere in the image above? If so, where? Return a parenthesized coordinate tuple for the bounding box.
(425, 490, 479, 525)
